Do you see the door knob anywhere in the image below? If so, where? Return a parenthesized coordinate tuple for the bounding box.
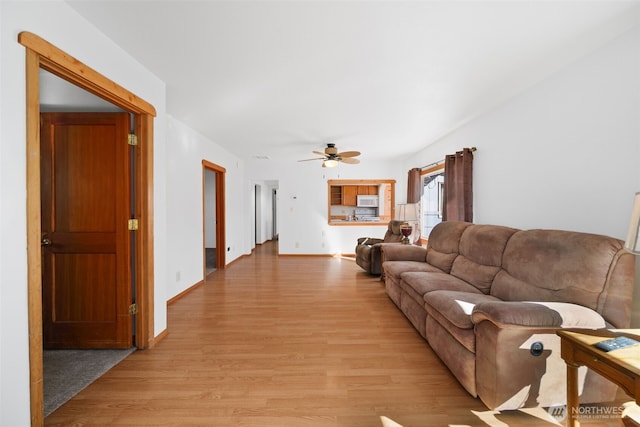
(41, 238, 52, 247)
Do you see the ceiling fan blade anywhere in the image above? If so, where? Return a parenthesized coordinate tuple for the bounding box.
(338, 151, 360, 158)
(341, 157, 360, 164)
(297, 157, 325, 162)
(312, 151, 327, 156)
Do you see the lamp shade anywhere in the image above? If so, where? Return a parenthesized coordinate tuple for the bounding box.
(625, 192, 640, 254)
(396, 203, 417, 221)
(322, 159, 339, 168)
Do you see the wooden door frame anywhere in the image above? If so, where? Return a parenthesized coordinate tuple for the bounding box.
(202, 160, 226, 276)
(19, 32, 157, 426)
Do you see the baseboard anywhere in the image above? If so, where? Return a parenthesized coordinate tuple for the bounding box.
(226, 253, 251, 267)
(167, 279, 204, 305)
(148, 328, 169, 348)
(279, 253, 355, 258)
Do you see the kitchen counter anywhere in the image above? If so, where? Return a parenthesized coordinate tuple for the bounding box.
(329, 219, 386, 226)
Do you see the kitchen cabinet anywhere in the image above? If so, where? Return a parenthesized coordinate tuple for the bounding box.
(357, 185, 378, 195)
(330, 185, 379, 206)
(342, 186, 357, 206)
(330, 186, 342, 205)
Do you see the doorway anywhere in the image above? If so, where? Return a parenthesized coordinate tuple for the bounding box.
(204, 168, 217, 274)
(255, 184, 262, 247)
(203, 160, 226, 279)
(20, 32, 156, 426)
(272, 188, 278, 240)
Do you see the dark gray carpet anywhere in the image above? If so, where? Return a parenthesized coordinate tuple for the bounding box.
(44, 348, 135, 417)
(206, 247, 217, 269)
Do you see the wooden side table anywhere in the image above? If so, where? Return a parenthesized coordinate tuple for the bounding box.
(557, 329, 640, 426)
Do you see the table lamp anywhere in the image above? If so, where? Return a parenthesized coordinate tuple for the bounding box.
(625, 192, 640, 254)
(397, 203, 417, 244)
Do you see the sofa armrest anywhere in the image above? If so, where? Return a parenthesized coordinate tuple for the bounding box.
(357, 237, 384, 246)
(471, 301, 607, 329)
(380, 244, 427, 262)
(471, 302, 562, 328)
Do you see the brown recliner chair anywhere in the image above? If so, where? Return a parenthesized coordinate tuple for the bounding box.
(355, 220, 404, 275)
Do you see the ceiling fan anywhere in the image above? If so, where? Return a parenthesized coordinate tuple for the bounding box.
(297, 143, 361, 168)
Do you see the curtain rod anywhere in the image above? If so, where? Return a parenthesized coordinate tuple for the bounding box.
(420, 146, 476, 170)
(420, 160, 444, 170)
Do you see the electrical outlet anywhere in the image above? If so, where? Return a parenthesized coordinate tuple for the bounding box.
(295, 242, 299, 248)
(175, 271, 181, 281)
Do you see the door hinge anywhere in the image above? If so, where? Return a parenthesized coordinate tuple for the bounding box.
(128, 133, 138, 146)
(128, 219, 139, 231)
(129, 303, 138, 315)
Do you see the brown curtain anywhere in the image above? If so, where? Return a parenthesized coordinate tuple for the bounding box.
(407, 168, 421, 203)
(442, 148, 474, 222)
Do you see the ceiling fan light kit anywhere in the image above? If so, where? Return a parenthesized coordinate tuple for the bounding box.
(298, 143, 361, 167)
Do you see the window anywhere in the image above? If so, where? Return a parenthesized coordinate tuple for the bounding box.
(421, 164, 444, 239)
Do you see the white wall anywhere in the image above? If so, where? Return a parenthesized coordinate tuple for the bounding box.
(0, 1, 169, 424)
(247, 158, 405, 255)
(165, 116, 247, 299)
(404, 24, 640, 325)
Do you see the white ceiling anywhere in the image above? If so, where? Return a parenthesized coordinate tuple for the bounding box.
(66, 0, 640, 163)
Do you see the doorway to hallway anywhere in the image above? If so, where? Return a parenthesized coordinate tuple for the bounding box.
(203, 160, 226, 279)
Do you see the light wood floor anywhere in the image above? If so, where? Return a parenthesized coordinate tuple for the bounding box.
(45, 241, 631, 426)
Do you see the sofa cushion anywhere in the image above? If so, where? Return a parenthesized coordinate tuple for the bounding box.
(425, 221, 472, 273)
(383, 260, 444, 284)
(491, 229, 633, 327)
(400, 271, 481, 307)
(424, 290, 501, 353)
(449, 224, 518, 293)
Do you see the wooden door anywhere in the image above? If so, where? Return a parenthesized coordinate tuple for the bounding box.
(41, 112, 132, 349)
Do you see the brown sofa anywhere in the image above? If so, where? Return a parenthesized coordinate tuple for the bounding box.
(355, 220, 404, 275)
(381, 221, 635, 410)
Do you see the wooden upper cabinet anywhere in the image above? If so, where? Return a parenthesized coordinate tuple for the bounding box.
(331, 184, 379, 205)
(330, 186, 342, 205)
(357, 185, 378, 195)
(343, 186, 357, 206)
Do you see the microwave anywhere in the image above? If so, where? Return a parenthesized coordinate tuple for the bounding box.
(357, 195, 379, 207)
